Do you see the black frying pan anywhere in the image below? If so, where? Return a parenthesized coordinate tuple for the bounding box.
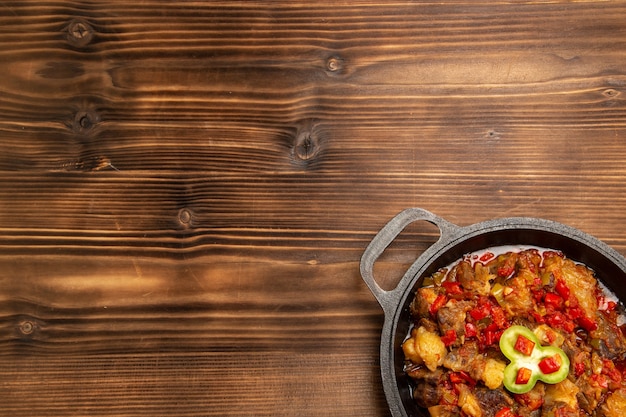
(360, 208, 626, 417)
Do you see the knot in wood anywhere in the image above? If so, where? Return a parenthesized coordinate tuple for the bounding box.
(16, 317, 40, 340)
(293, 120, 324, 164)
(603, 89, 621, 98)
(19, 320, 35, 335)
(294, 130, 320, 161)
(66, 18, 94, 47)
(485, 129, 501, 140)
(178, 208, 194, 228)
(326, 56, 343, 73)
(73, 110, 99, 133)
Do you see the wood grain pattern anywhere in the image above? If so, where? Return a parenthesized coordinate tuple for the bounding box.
(2, 1, 626, 416)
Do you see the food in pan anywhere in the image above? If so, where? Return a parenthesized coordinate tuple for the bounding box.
(402, 247, 626, 417)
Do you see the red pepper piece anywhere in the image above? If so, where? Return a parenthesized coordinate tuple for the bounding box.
(449, 372, 463, 384)
(491, 305, 509, 329)
(464, 322, 477, 338)
(450, 371, 476, 386)
(567, 307, 583, 320)
(544, 293, 564, 311)
(577, 315, 598, 332)
(498, 266, 515, 278)
(538, 354, 562, 374)
(591, 373, 609, 389)
(555, 279, 570, 300)
(532, 288, 546, 303)
(441, 329, 457, 347)
(495, 407, 515, 417)
(479, 252, 495, 263)
(429, 294, 447, 315)
(497, 254, 517, 278)
(514, 334, 535, 356)
(469, 303, 490, 321)
(546, 312, 575, 333)
(516, 367, 533, 385)
(530, 311, 545, 324)
(605, 368, 622, 385)
(483, 326, 503, 346)
(442, 281, 463, 295)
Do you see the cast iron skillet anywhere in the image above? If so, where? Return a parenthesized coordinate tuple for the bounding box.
(360, 208, 626, 417)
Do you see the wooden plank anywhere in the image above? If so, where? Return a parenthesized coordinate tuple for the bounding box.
(1, 351, 388, 417)
(0, 255, 387, 416)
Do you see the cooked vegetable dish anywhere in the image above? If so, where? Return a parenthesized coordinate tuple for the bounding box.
(403, 248, 626, 417)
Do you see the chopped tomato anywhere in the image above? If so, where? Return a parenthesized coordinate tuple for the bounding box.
(516, 367, 533, 385)
(429, 294, 447, 315)
(514, 334, 535, 356)
(442, 281, 463, 295)
(538, 354, 562, 374)
(574, 362, 586, 377)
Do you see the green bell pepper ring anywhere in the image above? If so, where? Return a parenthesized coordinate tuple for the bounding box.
(499, 325, 570, 394)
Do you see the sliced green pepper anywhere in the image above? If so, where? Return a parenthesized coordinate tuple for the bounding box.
(499, 325, 570, 394)
(490, 283, 506, 307)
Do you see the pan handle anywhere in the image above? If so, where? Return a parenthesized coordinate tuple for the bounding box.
(360, 208, 459, 315)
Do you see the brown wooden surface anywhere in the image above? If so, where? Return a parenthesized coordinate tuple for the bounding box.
(2, 1, 626, 416)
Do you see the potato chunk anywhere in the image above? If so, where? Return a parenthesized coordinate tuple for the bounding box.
(481, 358, 506, 389)
(402, 326, 447, 371)
(545, 379, 579, 409)
(457, 384, 483, 417)
(600, 388, 626, 417)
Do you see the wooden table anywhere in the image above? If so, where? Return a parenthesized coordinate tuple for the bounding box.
(2, 1, 626, 416)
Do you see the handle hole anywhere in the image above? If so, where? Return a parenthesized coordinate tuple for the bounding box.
(372, 220, 441, 291)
